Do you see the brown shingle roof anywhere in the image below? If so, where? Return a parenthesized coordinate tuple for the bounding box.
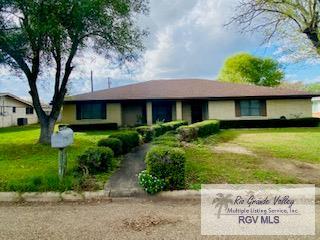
(65, 79, 318, 102)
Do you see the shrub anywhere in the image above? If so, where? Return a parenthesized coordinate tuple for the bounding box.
(177, 120, 220, 141)
(177, 126, 198, 142)
(145, 146, 186, 190)
(155, 120, 188, 137)
(220, 118, 320, 129)
(161, 120, 188, 132)
(136, 126, 154, 142)
(136, 120, 188, 142)
(152, 125, 163, 137)
(192, 120, 220, 137)
(153, 131, 181, 147)
(97, 137, 123, 156)
(76, 147, 114, 174)
(138, 170, 165, 195)
(109, 131, 140, 153)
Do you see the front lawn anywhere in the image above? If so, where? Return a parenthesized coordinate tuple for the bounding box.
(185, 127, 320, 188)
(151, 131, 298, 190)
(204, 127, 320, 164)
(0, 124, 121, 192)
(184, 145, 297, 189)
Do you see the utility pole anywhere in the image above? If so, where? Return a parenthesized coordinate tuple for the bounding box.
(90, 70, 93, 92)
(108, 77, 112, 89)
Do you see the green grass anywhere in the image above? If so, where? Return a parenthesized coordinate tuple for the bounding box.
(152, 131, 181, 147)
(209, 128, 320, 163)
(185, 145, 297, 190)
(151, 130, 299, 189)
(0, 124, 122, 192)
(4, 126, 317, 191)
(184, 127, 320, 188)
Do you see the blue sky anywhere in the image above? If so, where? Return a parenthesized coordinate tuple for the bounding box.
(1, 0, 320, 103)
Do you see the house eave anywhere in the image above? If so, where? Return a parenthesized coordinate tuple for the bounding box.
(63, 94, 318, 104)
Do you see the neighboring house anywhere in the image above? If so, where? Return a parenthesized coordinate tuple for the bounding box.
(62, 79, 318, 126)
(0, 93, 38, 128)
(312, 97, 320, 118)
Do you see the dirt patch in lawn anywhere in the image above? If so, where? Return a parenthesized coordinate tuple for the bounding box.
(212, 142, 320, 185)
(212, 143, 256, 156)
(263, 157, 320, 185)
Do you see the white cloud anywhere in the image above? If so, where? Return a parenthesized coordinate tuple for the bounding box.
(136, 0, 261, 81)
(1, 0, 264, 101)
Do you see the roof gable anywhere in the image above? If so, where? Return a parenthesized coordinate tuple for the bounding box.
(0, 93, 33, 107)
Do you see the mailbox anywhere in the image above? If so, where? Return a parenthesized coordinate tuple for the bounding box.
(51, 127, 74, 148)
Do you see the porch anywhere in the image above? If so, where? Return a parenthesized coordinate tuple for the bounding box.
(121, 100, 209, 126)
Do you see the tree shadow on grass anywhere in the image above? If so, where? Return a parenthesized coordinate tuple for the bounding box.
(0, 124, 40, 134)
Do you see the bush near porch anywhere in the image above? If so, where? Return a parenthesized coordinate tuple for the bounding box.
(136, 120, 188, 142)
(97, 138, 123, 156)
(109, 131, 140, 153)
(177, 120, 220, 141)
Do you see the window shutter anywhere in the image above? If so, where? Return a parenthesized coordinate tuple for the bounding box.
(260, 100, 267, 116)
(101, 103, 107, 119)
(76, 104, 81, 120)
(235, 100, 241, 117)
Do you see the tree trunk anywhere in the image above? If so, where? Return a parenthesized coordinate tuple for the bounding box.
(39, 117, 56, 144)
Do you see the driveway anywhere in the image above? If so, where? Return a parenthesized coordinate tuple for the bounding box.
(105, 144, 150, 197)
(0, 200, 319, 240)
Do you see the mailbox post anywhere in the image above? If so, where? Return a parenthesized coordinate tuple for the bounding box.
(51, 126, 74, 180)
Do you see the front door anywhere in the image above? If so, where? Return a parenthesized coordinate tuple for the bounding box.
(191, 103, 203, 123)
(152, 102, 172, 123)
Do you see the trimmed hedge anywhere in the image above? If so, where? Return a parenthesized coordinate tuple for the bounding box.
(192, 120, 220, 137)
(145, 146, 186, 190)
(76, 147, 114, 174)
(220, 118, 320, 129)
(109, 131, 140, 153)
(152, 131, 181, 148)
(97, 137, 123, 156)
(136, 120, 188, 142)
(159, 120, 188, 135)
(63, 123, 118, 132)
(136, 126, 154, 142)
(177, 120, 220, 141)
(177, 126, 198, 142)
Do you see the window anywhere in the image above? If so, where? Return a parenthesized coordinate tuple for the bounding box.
(26, 107, 34, 115)
(12, 107, 16, 113)
(236, 100, 266, 117)
(313, 101, 320, 113)
(76, 102, 106, 120)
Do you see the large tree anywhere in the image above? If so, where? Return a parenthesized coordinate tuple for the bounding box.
(229, 0, 320, 60)
(0, 0, 148, 143)
(218, 52, 284, 86)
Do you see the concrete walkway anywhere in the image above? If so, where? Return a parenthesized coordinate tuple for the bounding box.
(105, 144, 150, 197)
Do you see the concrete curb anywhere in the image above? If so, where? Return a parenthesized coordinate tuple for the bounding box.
(0, 192, 20, 202)
(22, 192, 61, 202)
(156, 190, 200, 200)
(0, 188, 319, 203)
(0, 191, 111, 203)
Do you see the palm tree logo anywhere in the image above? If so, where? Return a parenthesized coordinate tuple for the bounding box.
(212, 193, 233, 219)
